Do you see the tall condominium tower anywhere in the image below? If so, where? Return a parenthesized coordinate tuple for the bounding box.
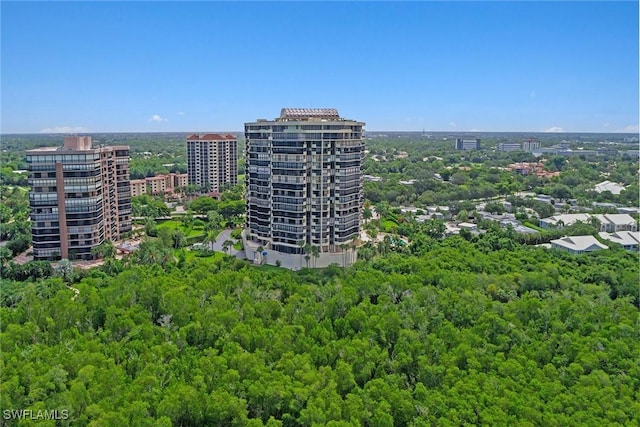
(244, 108, 365, 269)
(186, 134, 238, 191)
(26, 136, 132, 261)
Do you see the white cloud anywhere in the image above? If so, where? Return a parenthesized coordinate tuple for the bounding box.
(448, 121, 457, 128)
(544, 126, 564, 133)
(615, 124, 639, 133)
(40, 126, 88, 134)
(148, 114, 167, 123)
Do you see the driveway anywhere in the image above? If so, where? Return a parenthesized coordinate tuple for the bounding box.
(209, 229, 246, 259)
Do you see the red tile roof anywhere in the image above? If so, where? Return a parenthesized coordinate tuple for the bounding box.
(187, 133, 237, 141)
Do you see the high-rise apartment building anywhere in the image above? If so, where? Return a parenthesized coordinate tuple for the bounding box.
(186, 134, 238, 191)
(26, 136, 132, 261)
(244, 108, 365, 269)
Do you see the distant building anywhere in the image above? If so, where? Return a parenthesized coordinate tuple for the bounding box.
(244, 108, 365, 270)
(522, 138, 540, 151)
(593, 180, 626, 195)
(596, 148, 619, 157)
(498, 142, 521, 152)
(26, 136, 132, 261)
(506, 162, 559, 178)
(455, 138, 481, 150)
(540, 213, 637, 232)
(363, 174, 383, 182)
(130, 173, 188, 196)
(186, 133, 238, 191)
(540, 214, 591, 229)
(550, 236, 608, 254)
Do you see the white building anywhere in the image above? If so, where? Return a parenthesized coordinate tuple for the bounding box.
(598, 231, 639, 251)
(540, 213, 637, 233)
(550, 236, 608, 254)
(593, 214, 638, 232)
(244, 108, 365, 270)
(594, 180, 626, 195)
(540, 214, 591, 229)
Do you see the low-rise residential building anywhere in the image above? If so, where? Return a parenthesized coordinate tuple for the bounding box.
(540, 213, 637, 232)
(130, 179, 146, 197)
(593, 214, 638, 232)
(540, 214, 592, 229)
(146, 175, 170, 194)
(618, 206, 640, 215)
(506, 162, 560, 178)
(129, 173, 189, 196)
(550, 236, 608, 254)
(598, 231, 640, 251)
(593, 180, 626, 195)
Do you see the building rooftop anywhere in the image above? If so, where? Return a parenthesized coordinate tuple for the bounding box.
(280, 108, 340, 119)
(187, 133, 237, 141)
(542, 214, 591, 226)
(594, 180, 626, 195)
(551, 235, 609, 252)
(593, 213, 637, 226)
(598, 231, 640, 247)
(26, 146, 60, 152)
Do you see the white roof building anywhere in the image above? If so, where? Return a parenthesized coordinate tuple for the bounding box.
(593, 214, 638, 232)
(550, 236, 609, 254)
(540, 214, 591, 229)
(540, 213, 637, 232)
(598, 231, 640, 251)
(594, 180, 626, 195)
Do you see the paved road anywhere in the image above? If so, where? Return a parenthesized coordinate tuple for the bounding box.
(209, 229, 246, 259)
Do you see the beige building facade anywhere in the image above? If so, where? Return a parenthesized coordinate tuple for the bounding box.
(186, 134, 238, 191)
(27, 136, 132, 260)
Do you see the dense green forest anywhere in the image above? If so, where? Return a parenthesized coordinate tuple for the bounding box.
(1, 236, 638, 426)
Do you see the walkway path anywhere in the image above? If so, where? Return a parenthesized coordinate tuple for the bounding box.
(209, 229, 246, 260)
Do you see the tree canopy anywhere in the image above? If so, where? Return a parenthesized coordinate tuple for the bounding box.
(1, 237, 638, 426)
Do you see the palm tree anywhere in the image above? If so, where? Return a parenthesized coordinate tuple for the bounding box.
(363, 208, 372, 225)
(311, 246, 320, 268)
(222, 239, 234, 256)
(303, 243, 312, 268)
(91, 241, 116, 260)
(340, 243, 348, 268)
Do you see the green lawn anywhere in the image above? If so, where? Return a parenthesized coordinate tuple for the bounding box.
(381, 220, 398, 232)
(157, 219, 206, 238)
(179, 249, 225, 264)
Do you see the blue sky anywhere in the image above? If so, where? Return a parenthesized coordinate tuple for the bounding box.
(2, 1, 638, 133)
